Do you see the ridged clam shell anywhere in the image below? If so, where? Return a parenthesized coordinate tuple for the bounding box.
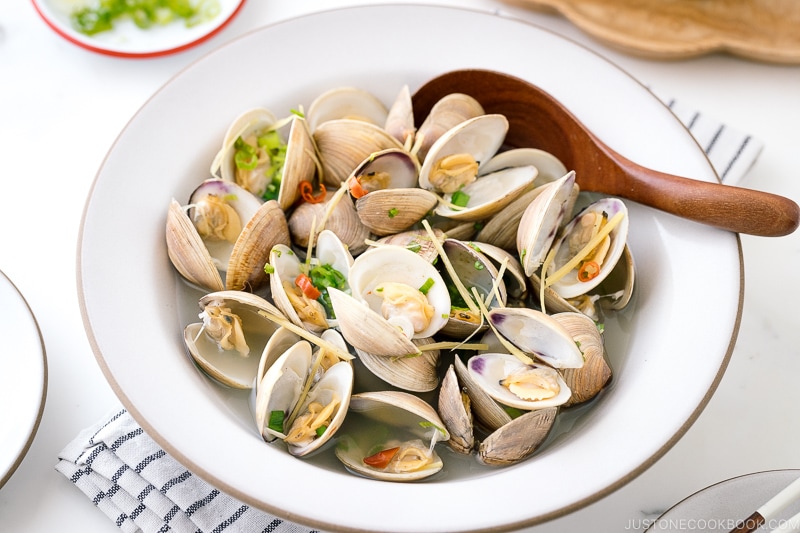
(478, 407, 557, 466)
(355, 337, 439, 392)
(356, 188, 438, 236)
(314, 119, 404, 186)
(414, 93, 485, 163)
(306, 86, 389, 132)
(437, 363, 474, 454)
(552, 312, 612, 407)
(516, 171, 577, 277)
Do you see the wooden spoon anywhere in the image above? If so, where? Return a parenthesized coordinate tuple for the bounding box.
(411, 69, 799, 237)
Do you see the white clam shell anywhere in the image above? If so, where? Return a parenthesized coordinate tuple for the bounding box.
(183, 291, 282, 389)
(306, 86, 389, 132)
(546, 197, 629, 299)
(487, 307, 584, 369)
(516, 171, 577, 277)
(434, 165, 538, 222)
(478, 147, 568, 185)
(185, 179, 263, 274)
(255, 339, 354, 457)
(466, 352, 572, 410)
(418, 113, 509, 192)
(214, 107, 278, 184)
(334, 391, 449, 481)
(347, 246, 450, 340)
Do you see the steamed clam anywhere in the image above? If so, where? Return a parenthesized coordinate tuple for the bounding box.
(166, 179, 291, 292)
(330, 245, 450, 356)
(255, 329, 354, 457)
(335, 390, 449, 481)
(183, 291, 282, 389)
(268, 229, 353, 334)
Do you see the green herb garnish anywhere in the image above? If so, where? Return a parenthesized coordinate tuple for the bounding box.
(268, 410, 284, 433)
(418, 277, 435, 295)
(451, 189, 470, 207)
(71, 0, 221, 36)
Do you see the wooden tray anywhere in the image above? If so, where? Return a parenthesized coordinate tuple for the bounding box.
(501, 0, 800, 64)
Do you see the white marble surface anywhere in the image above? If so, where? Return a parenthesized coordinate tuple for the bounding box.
(1, 1, 799, 531)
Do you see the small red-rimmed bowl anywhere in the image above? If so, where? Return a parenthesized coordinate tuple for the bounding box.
(31, 0, 246, 58)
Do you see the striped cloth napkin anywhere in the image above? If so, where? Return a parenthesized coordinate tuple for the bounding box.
(55, 407, 321, 533)
(55, 96, 762, 533)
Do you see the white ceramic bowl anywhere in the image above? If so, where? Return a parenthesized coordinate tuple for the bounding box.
(78, 5, 742, 532)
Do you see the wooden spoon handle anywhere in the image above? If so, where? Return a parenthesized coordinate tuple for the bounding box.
(610, 153, 799, 237)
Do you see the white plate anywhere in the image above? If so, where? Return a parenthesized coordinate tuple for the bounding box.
(31, 0, 246, 58)
(646, 470, 800, 532)
(78, 4, 742, 532)
(0, 270, 47, 489)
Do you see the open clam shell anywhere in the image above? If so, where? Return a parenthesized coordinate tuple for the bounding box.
(335, 390, 449, 482)
(516, 171, 577, 277)
(212, 107, 277, 191)
(466, 352, 572, 410)
(545, 197, 629, 299)
(439, 239, 506, 339)
(213, 109, 318, 211)
(306, 86, 389, 132)
(530, 243, 635, 320)
(384, 84, 416, 148)
(453, 354, 512, 433)
(344, 246, 451, 341)
(437, 363, 474, 454)
(255, 335, 354, 457)
(183, 291, 282, 389)
(348, 148, 436, 236)
(552, 312, 612, 406)
(487, 307, 584, 369)
(314, 119, 404, 186)
(413, 92, 485, 163)
(275, 114, 318, 210)
(268, 229, 353, 334)
(166, 179, 291, 292)
(355, 337, 440, 392)
(418, 113, 508, 194)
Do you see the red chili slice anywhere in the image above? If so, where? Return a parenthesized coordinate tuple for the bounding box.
(295, 274, 321, 300)
(299, 180, 326, 204)
(347, 175, 369, 199)
(363, 447, 400, 469)
(578, 260, 601, 282)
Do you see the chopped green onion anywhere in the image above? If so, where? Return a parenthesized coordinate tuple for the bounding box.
(473, 261, 485, 270)
(233, 137, 258, 170)
(70, 0, 221, 36)
(268, 410, 284, 433)
(263, 264, 275, 275)
(387, 207, 399, 218)
(315, 425, 327, 438)
(451, 189, 470, 207)
(418, 277, 435, 295)
(309, 264, 347, 317)
(406, 243, 421, 253)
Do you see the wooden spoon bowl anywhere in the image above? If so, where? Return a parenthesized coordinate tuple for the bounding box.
(411, 69, 799, 237)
